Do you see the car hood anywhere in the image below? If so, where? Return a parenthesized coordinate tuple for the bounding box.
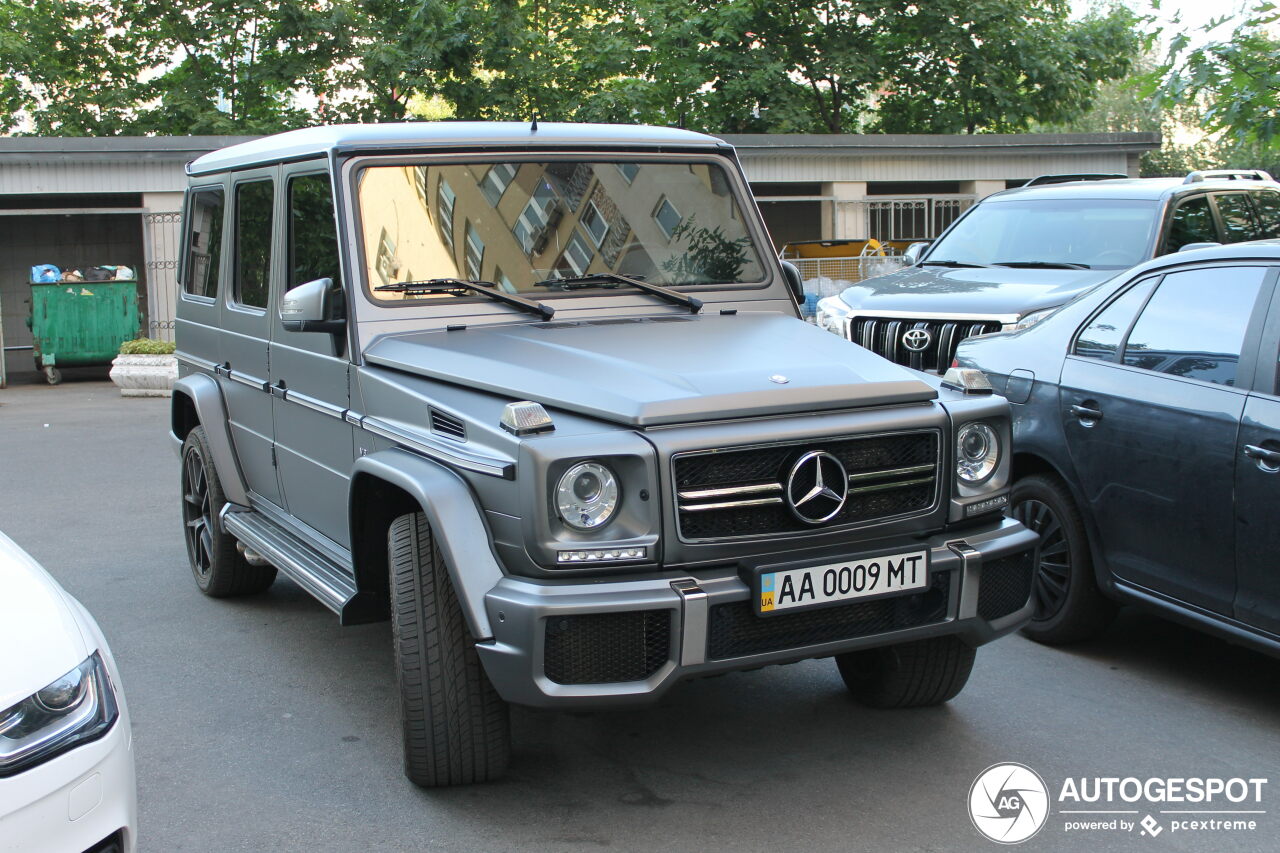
(0, 531, 93, 711)
(838, 265, 1118, 317)
(363, 312, 937, 426)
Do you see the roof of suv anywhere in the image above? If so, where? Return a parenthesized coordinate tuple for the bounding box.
(987, 175, 1280, 203)
(187, 122, 728, 176)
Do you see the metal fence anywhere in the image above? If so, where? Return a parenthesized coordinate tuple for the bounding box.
(865, 197, 972, 242)
(142, 211, 182, 342)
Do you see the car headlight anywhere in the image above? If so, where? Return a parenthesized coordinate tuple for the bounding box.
(556, 461, 620, 530)
(0, 652, 119, 777)
(815, 295, 851, 335)
(956, 422, 1000, 485)
(1006, 308, 1055, 332)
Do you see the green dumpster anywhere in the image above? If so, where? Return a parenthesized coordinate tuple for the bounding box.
(26, 279, 142, 385)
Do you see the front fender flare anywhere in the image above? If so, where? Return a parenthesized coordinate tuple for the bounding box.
(352, 449, 503, 640)
(172, 373, 250, 507)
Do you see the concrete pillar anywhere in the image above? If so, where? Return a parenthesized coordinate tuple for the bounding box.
(825, 181, 868, 240)
(961, 180, 1006, 201)
(141, 192, 185, 341)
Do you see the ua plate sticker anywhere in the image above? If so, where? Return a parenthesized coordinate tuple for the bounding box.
(759, 549, 929, 614)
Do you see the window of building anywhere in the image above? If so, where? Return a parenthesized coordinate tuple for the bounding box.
(653, 197, 681, 239)
(479, 162, 517, 207)
(615, 162, 640, 183)
(287, 173, 341, 290)
(513, 181, 558, 253)
(233, 180, 274, 309)
(494, 267, 516, 293)
(465, 222, 485, 280)
(558, 230, 593, 276)
(375, 229, 397, 286)
(1121, 266, 1266, 386)
(580, 201, 609, 247)
(413, 166, 430, 212)
(437, 178, 456, 252)
(184, 187, 225, 298)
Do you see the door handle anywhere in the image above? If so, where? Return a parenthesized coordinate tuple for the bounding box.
(1243, 444, 1280, 470)
(1070, 404, 1103, 422)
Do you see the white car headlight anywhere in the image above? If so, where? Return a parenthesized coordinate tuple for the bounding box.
(956, 422, 1000, 485)
(556, 461, 620, 530)
(1006, 308, 1056, 332)
(815, 295, 851, 335)
(0, 652, 119, 777)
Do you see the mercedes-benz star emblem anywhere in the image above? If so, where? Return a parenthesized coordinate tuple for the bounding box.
(902, 327, 932, 352)
(785, 450, 849, 524)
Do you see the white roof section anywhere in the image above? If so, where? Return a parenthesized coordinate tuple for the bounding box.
(187, 122, 727, 175)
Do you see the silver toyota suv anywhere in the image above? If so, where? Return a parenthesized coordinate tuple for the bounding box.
(170, 123, 1037, 787)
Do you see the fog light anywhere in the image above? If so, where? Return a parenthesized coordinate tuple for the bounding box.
(557, 547, 647, 564)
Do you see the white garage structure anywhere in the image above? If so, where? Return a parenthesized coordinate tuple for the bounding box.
(0, 131, 1157, 382)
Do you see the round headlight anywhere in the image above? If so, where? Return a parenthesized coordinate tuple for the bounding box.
(956, 422, 999, 484)
(556, 461, 620, 530)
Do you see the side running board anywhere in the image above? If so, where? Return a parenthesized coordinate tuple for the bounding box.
(221, 507, 358, 619)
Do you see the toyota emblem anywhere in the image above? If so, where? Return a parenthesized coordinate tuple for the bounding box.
(784, 450, 849, 524)
(902, 327, 932, 352)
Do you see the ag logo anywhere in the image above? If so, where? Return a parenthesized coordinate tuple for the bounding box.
(968, 763, 1050, 844)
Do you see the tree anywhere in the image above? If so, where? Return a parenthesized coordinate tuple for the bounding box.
(1156, 2, 1280, 151)
(873, 1, 1140, 134)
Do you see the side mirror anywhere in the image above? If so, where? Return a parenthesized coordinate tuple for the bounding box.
(780, 261, 805, 304)
(1177, 241, 1222, 253)
(281, 278, 345, 333)
(902, 242, 931, 266)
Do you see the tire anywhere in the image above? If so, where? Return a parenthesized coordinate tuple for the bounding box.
(836, 635, 976, 708)
(1010, 473, 1114, 645)
(44, 365, 61, 385)
(180, 426, 276, 596)
(389, 512, 510, 787)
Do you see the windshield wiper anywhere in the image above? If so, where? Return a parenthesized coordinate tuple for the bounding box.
(532, 272, 703, 314)
(992, 261, 1091, 270)
(375, 278, 555, 321)
(921, 259, 988, 268)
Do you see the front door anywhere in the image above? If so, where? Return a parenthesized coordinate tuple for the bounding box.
(1060, 265, 1269, 614)
(219, 169, 283, 507)
(268, 167, 355, 548)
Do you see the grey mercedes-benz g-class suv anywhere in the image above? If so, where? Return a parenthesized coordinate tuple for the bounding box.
(170, 122, 1037, 787)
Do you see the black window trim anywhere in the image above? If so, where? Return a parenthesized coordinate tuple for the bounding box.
(1247, 266, 1280, 396)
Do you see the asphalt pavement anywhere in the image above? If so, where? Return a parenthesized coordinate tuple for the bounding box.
(2, 373, 1278, 853)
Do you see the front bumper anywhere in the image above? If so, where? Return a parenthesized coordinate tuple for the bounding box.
(477, 516, 1037, 708)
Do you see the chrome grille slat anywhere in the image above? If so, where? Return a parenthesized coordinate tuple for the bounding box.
(847, 316, 1002, 373)
(680, 497, 786, 512)
(847, 463, 935, 482)
(677, 483, 783, 500)
(849, 475, 935, 495)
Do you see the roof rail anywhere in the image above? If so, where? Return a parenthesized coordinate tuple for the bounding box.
(1183, 169, 1276, 184)
(1023, 173, 1127, 187)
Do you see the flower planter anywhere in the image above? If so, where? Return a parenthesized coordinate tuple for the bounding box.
(109, 353, 177, 397)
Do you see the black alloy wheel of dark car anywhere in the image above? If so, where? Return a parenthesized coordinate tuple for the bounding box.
(180, 426, 276, 597)
(1009, 474, 1113, 644)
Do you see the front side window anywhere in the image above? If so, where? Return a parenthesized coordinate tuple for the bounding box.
(357, 159, 766, 302)
(234, 180, 274, 309)
(1074, 279, 1156, 361)
(1213, 193, 1259, 243)
(184, 187, 225, 298)
(1253, 190, 1280, 239)
(927, 198, 1159, 270)
(1121, 266, 1266, 386)
(1165, 196, 1217, 252)
(288, 173, 340, 290)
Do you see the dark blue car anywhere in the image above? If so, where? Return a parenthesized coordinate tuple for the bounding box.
(956, 241, 1280, 655)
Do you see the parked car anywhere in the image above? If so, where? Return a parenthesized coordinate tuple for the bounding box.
(955, 241, 1280, 654)
(170, 122, 1038, 787)
(0, 531, 136, 853)
(816, 170, 1280, 373)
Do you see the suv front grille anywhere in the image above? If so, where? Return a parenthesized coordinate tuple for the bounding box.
(543, 610, 671, 684)
(674, 431, 939, 541)
(849, 317, 1002, 373)
(707, 571, 952, 660)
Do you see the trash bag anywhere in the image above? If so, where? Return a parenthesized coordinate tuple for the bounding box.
(30, 264, 60, 282)
(113, 266, 134, 280)
(85, 266, 114, 281)
(62, 269, 84, 282)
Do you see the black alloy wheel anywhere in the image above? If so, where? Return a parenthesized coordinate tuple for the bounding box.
(182, 441, 214, 581)
(1012, 497, 1069, 621)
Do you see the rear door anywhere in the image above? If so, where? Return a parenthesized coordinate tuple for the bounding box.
(1235, 267, 1280, 634)
(219, 169, 283, 507)
(1211, 192, 1262, 244)
(1059, 264, 1270, 613)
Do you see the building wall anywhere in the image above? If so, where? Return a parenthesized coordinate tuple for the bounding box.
(738, 152, 1135, 184)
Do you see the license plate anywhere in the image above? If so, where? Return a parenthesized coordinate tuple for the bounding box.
(756, 549, 929, 616)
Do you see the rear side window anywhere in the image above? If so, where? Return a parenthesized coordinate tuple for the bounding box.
(184, 187, 225, 298)
(1073, 279, 1156, 361)
(1165, 196, 1216, 252)
(1121, 266, 1266, 386)
(234, 180, 274, 309)
(1213, 193, 1259, 243)
(288, 174, 341, 289)
(1253, 190, 1280, 239)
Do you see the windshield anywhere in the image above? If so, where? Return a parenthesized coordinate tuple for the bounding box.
(357, 159, 767, 303)
(927, 198, 1160, 270)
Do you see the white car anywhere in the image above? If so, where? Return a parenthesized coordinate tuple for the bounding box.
(0, 531, 136, 853)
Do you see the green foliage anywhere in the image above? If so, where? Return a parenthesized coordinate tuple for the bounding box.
(661, 216, 752, 283)
(1155, 2, 1280, 155)
(119, 338, 176, 355)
